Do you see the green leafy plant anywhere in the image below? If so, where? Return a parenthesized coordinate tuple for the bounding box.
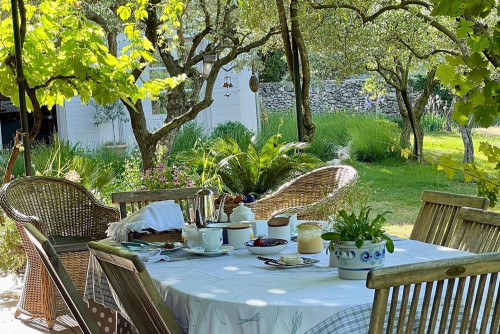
(321, 207, 394, 253)
(211, 121, 254, 152)
(212, 134, 321, 196)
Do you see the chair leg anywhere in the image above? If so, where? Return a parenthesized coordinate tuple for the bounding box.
(46, 319, 55, 329)
(14, 309, 21, 318)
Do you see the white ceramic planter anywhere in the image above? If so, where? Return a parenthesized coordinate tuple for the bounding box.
(334, 240, 387, 280)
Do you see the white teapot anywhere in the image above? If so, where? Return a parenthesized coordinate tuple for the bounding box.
(229, 203, 255, 222)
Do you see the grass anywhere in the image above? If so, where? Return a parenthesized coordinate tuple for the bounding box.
(355, 129, 500, 238)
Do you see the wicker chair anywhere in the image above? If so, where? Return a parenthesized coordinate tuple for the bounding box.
(0, 176, 119, 329)
(367, 252, 500, 333)
(409, 190, 489, 247)
(448, 207, 500, 253)
(229, 165, 358, 220)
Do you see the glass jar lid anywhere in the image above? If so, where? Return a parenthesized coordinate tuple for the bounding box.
(297, 222, 322, 230)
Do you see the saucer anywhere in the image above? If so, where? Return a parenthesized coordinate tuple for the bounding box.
(183, 245, 234, 257)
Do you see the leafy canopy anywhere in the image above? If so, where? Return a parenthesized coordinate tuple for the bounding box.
(0, 0, 184, 110)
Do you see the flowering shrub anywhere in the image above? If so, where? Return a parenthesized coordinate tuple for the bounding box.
(141, 163, 199, 190)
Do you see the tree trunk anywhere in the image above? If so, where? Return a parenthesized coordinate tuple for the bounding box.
(124, 100, 157, 170)
(3, 92, 43, 183)
(290, 0, 315, 142)
(396, 91, 411, 149)
(458, 115, 475, 163)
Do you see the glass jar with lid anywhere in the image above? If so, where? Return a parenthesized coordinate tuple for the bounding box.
(297, 222, 324, 254)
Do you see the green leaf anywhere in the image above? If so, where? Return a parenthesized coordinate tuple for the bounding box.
(457, 18, 474, 38)
(468, 67, 490, 83)
(431, 0, 462, 16)
(117, 6, 132, 21)
(435, 63, 457, 86)
(468, 35, 490, 53)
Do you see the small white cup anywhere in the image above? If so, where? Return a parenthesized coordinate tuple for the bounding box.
(268, 225, 291, 242)
(199, 228, 223, 251)
(227, 224, 253, 249)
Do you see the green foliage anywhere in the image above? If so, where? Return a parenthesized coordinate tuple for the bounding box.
(120, 149, 200, 191)
(211, 121, 254, 152)
(213, 135, 321, 195)
(321, 207, 394, 253)
(178, 133, 321, 196)
(259, 51, 287, 83)
(348, 118, 400, 162)
(410, 74, 453, 106)
(431, 0, 500, 206)
(170, 121, 207, 157)
(0, 217, 25, 274)
(421, 114, 446, 132)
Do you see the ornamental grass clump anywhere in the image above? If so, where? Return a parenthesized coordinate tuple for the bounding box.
(321, 206, 394, 253)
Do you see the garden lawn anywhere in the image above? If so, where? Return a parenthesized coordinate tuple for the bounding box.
(352, 129, 500, 238)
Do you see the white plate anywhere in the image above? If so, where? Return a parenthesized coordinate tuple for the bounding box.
(183, 245, 234, 257)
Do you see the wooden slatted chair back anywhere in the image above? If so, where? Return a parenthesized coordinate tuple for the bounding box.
(24, 223, 102, 334)
(448, 207, 500, 253)
(88, 242, 183, 334)
(112, 187, 220, 219)
(410, 190, 489, 246)
(367, 252, 500, 334)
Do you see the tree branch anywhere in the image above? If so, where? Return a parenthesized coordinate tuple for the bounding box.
(398, 38, 460, 59)
(31, 75, 79, 91)
(307, 0, 431, 22)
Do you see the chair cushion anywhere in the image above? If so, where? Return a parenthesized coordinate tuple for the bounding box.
(107, 200, 185, 242)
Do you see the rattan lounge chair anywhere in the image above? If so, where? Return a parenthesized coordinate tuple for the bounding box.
(0, 176, 119, 328)
(409, 190, 489, 247)
(24, 223, 102, 334)
(367, 252, 500, 333)
(88, 241, 183, 334)
(240, 165, 358, 220)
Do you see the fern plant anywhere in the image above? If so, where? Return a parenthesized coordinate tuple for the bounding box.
(211, 134, 321, 195)
(176, 134, 321, 196)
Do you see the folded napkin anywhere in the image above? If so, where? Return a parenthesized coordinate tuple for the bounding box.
(138, 248, 170, 263)
(106, 200, 185, 242)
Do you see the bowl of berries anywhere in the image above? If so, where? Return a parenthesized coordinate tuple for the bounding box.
(245, 237, 288, 255)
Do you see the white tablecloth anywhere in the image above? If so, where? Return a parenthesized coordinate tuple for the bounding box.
(144, 239, 470, 334)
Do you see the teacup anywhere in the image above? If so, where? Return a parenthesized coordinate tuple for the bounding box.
(199, 227, 223, 251)
(227, 224, 253, 249)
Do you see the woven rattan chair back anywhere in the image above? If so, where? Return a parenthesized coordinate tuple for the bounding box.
(367, 252, 500, 334)
(112, 186, 220, 220)
(0, 176, 119, 328)
(240, 165, 357, 220)
(88, 242, 183, 334)
(448, 207, 500, 253)
(24, 223, 102, 334)
(409, 190, 489, 247)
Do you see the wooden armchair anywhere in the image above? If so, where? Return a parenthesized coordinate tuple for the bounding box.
(88, 241, 183, 334)
(409, 190, 489, 247)
(367, 252, 500, 333)
(24, 223, 103, 334)
(112, 186, 219, 219)
(449, 207, 500, 253)
(0, 176, 119, 328)
(247, 165, 358, 220)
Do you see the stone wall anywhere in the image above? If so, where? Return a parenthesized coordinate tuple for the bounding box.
(259, 79, 402, 115)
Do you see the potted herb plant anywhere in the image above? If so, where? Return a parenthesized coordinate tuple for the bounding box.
(90, 99, 129, 156)
(321, 206, 394, 280)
